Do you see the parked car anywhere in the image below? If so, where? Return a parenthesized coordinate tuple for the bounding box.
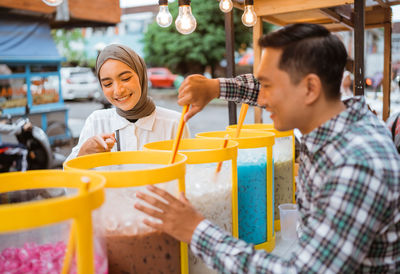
(365, 72, 383, 91)
(93, 89, 112, 109)
(61, 67, 101, 100)
(147, 67, 177, 88)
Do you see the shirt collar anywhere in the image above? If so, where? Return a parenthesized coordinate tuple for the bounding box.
(111, 108, 155, 132)
(301, 96, 368, 155)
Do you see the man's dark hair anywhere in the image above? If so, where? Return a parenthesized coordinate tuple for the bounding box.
(259, 23, 347, 100)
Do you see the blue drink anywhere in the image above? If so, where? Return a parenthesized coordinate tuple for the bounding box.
(237, 149, 272, 245)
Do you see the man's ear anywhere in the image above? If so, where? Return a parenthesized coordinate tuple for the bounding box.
(303, 73, 322, 105)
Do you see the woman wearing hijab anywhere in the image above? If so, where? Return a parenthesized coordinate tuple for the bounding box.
(65, 44, 190, 161)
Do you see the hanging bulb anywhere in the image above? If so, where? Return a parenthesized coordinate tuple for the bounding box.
(242, 0, 257, 27)
(175, 0, 197, 35)
(42, 0, 63, 6)
(156, 0, 173, 28)
(219, 0, 233, 13)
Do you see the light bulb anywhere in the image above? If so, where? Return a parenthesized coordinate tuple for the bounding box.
(219, 0, 233, 13)
(242, 4, 257, 27)
(42, 0, 63, 6)
(175, 5, 197, 35)
(156, 5, 173, 27)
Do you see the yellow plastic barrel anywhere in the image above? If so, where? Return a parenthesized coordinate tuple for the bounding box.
(226, 124, 296, 231)
(64, 150, 189, 274)
(196, 131, 275, 252)
(0, 170, 106, 274)
(144, 138, 239, 274)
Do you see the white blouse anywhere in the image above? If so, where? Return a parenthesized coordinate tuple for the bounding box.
(65, 106, 190, 162)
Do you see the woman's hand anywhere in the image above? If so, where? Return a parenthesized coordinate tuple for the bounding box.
(177, 74, 220, 121)
(77, 133, 116, 156)
(135, 185, 205, 244)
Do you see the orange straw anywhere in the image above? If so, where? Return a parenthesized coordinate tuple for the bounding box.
(169, 105, 190, 164)
(235, 103, 249, 138)
(61, 177, 91, 274)
(215, 134, 230, 173)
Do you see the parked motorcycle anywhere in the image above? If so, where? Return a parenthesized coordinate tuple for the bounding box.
(0, 115, 66, 172)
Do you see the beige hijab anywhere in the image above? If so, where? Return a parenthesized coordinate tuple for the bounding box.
(96, 44, 155, 120)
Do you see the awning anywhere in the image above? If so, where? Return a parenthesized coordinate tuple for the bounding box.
(0, 15, 64, 63)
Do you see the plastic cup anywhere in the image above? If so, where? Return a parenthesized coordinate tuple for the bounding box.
(278, 203, 299, 241)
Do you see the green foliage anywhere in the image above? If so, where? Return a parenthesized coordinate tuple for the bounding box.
(143, 0, 272, 76)
(51, 29, 87, 66)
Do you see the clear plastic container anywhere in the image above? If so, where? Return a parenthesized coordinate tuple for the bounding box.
(227, 124, 295, 231)
(196, 130, 276, 252)
(144, 138, 239, 274)
(278, 203, 299, 241)
(64, 150, 188, 274)
(0, 170, 107, 273)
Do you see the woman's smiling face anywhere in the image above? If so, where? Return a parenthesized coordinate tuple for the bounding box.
(99, 59, 142, 111)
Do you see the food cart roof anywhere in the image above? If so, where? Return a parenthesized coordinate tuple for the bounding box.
(0, 14, 64, 64)
(234, 0, 400, 31)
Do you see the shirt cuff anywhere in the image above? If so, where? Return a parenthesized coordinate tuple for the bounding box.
(217, 77, 233, 100)
(190, 219, 227, 259)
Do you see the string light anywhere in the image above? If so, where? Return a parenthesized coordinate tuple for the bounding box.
(42, 0, 63, 6)
(219, 0, 233, 13)
(242, 0, 257, 27)
(175, 0, 197, 35)
(156, 0, 173, 28)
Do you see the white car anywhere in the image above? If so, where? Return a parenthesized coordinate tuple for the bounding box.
(61, 67, 101, 100)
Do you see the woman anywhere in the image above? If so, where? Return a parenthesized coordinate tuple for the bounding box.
(66, 44, 190, 161)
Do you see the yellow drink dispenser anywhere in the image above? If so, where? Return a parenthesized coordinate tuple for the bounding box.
(64, 150, 189, 274)
(144, 138, 238, 274)
(196, 131, 276, 252)
(226, 124, 296, 231)
(0, 170, 106, 273)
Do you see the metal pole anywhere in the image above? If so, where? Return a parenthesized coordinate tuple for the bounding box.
(353, 0, 365, 96)
(224, 10, 237, 125)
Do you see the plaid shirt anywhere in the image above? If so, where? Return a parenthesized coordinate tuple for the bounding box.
(190, 74, 400, 273)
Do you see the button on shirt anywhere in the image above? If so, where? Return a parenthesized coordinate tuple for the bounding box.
(66, 106, 190, 161)
(190, 74, 400, 273)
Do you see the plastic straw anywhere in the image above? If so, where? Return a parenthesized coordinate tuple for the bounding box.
(61, 177, 91, 274)
(214, 104, 248, 177)
(235, 103, 249, 138)
(214, 134, 230, 173)
(169, 105, 189, 164)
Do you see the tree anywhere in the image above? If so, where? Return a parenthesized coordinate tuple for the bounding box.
(143, 0, 272, 76)
(51, 29, 87, 66)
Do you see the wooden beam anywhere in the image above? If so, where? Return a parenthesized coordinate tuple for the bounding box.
(365, 5, 388, 25)
(253, 0, 354, 17)
(373, 0, 390, 8)
(68, 0, 121, 24)
(261, 16, 287, 26)
(253, 18, 263, 123)
(320, 8, 354, 29)
(354, 0, 365, 96)
(0, 0, 55, 14)
(382, 7, 392, 121)
(122, 5, 158, 15)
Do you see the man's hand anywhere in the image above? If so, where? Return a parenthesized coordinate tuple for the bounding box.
(177, 75, 220, 121)
(135, 185, 205, 244)
(77, 133, 116, 156)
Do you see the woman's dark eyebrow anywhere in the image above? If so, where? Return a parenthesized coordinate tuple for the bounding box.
(118, 71, 132, 78)
(101, 71, 132, 82)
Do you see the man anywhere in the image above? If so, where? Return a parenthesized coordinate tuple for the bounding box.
(135, 24, 400, 273)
